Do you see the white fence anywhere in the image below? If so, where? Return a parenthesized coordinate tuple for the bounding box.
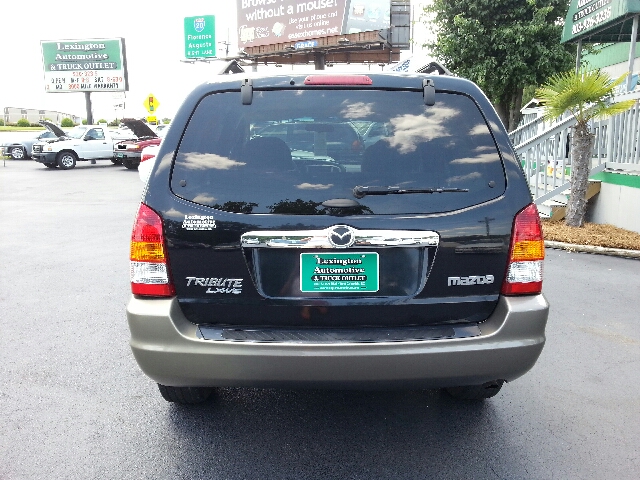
(508, 91, 640, 203)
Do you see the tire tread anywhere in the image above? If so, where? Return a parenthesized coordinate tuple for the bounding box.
(445, 380, 504, 400)
(157, 384, 213, 404)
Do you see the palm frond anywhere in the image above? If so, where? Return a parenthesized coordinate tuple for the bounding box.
(593, 99, 637, 120)
(536, 69, 634, 123)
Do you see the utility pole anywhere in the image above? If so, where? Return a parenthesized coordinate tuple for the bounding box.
(479, 217, 495, 237)
(218, 40, 231, 57)
(218, 28, 231, 58)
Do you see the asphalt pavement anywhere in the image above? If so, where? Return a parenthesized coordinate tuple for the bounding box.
(1, 159, 638, 479)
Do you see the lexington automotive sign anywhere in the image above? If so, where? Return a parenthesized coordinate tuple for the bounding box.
(41, 38, 128, 93)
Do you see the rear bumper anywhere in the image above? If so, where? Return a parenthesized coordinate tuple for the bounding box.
(114, 151, 142, 159)
(127, 295, 549, 389)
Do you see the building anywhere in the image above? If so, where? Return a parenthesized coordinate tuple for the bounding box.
(3, 107, 83, 125)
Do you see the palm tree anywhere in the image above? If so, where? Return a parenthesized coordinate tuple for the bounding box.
(536, 69, 635, 227)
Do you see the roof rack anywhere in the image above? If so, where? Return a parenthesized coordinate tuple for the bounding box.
(416, 62, 453, 76)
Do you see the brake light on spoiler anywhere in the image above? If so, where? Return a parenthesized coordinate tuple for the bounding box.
(304, 75, 373, 85)
(130, 203, 175, 297)
(501, 204, 545, 296)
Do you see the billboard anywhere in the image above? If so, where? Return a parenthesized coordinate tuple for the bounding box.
(41, 38, 128, 93)
(237, 0, 393, 48)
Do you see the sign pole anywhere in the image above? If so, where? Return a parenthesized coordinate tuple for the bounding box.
(84, 91, 93, 125)
(627, 15, 639, 92)
(314, 52, 326, 70)
(575, 39, 582, 74)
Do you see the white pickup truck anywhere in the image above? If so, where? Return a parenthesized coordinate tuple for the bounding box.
(31, 121, 131, 170)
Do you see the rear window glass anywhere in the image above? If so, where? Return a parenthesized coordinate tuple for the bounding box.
(171, 89, 505, 215)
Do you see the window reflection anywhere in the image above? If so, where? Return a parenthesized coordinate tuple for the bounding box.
(171, 90, 505, 215)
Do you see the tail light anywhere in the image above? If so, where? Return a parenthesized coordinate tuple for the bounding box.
(130, 203, 175, 297)
(501, 204, 545, 296)
(141, 152, 156, 163)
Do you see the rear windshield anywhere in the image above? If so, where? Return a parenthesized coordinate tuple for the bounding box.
(171, 89, 505, 215)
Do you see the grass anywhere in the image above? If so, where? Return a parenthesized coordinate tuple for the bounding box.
(0, 126, 47, 132)
(542, 221, 640, 251)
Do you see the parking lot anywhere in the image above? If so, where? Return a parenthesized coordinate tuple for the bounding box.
(1, 159, 639, 479)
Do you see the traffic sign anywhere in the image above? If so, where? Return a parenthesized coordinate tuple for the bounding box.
(184, 15, 216, 59)
(147, 116, 157, 124)
(143, 94, 159, 114)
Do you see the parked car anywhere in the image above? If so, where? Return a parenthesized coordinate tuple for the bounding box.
(137, 143, 161, 183)
(113, 118, 162, 170)
(1, 127, 63, 159)
(154, 123, 170, 134)
(127, 72, 549, 405)
(32, 121, 127, 169)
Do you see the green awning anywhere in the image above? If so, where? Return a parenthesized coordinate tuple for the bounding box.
(561, 0, 640, 43)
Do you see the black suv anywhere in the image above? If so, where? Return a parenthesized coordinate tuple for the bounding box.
(127, 72, 549, 404)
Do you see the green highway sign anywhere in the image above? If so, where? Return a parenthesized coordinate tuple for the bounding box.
(184, 15, 216, 59)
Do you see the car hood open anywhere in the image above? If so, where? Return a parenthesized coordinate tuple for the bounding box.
(39, 120, 66, 138)
(120, 118, 158, 139)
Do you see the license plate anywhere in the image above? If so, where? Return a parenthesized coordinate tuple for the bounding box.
(116, 152, 124, 158)
(300, 252, 379, 292)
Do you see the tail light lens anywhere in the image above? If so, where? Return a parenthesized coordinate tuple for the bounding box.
(501, 204, 545, 296)
(130, 203, 175, 297)
(141, 152, 155, 163)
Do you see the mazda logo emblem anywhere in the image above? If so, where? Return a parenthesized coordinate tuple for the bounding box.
(328, 225, 355, 248)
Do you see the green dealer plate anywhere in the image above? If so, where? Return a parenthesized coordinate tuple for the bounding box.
(300, 252, 379, 292)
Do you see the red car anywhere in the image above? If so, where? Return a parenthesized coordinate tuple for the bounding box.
(113, 119, 162, 170)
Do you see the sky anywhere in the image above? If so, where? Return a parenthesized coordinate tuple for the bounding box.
(0, 1, 433, 122)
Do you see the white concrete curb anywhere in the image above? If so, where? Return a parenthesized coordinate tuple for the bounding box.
(545, 240, 640, 259)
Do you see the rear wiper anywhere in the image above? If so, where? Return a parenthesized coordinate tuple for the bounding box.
(353, 185, 469, 199)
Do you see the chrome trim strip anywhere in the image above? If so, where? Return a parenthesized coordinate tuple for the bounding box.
(241, 226, 439, 249)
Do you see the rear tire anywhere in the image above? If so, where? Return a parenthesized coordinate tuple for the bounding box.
(56, 151, 77, 170)
(157, 384, 214, 404)
(445, 380, 504, 400)
(123, 158, 139, 170)
(10, 147, 25, 160)
(111, 158, 123, 165)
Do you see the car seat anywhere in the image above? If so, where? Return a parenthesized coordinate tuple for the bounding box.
(242, 137, 295, 172)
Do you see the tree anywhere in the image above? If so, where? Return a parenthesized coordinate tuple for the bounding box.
(424, 0, 574, 131)
(536, 70, 635, 227)
(61, 118, 74, 127)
